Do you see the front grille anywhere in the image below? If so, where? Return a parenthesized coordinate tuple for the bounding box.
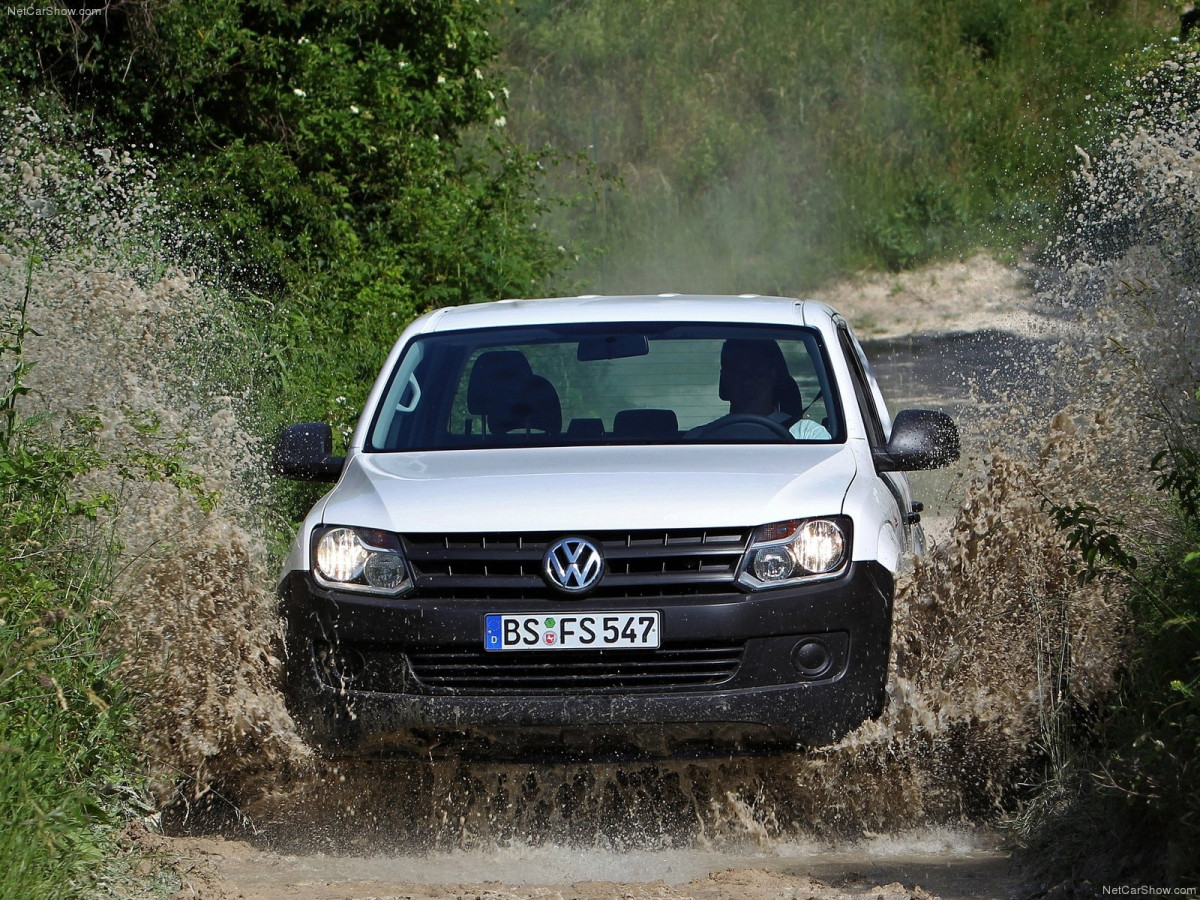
(402, 528, 751, 599)
(405, 643, 745, 693)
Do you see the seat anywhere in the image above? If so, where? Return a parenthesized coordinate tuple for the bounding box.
(467, 351, 533, 416)
(718, 339, 804, 426)
(613, 408, 679, 441)
(488, 374, 562, 435)
(466, 351, 562, 437)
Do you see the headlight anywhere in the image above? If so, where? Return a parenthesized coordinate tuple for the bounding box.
(738, 517, 850, 590)
(312, 526, 413, 595)
(793, 519, 846, 573)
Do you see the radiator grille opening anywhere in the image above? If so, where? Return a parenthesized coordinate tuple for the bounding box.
(401, 528, 752, 600)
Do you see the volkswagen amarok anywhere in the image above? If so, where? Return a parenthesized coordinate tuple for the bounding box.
(275, 294, 959, 756)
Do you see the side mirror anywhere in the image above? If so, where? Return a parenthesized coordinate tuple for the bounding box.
(273, 423, 345, 482)
(874, 409, 960, 472)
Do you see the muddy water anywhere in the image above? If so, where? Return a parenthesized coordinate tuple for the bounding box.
(169, 828, 1025, 899)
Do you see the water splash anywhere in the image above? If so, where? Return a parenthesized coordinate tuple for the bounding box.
(0, 99, 310, 806)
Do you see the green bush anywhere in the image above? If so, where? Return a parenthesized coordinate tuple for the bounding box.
(1, 0, 570, 428)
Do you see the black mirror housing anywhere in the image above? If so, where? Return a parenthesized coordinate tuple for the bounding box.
(273, 423, 345, 482)
(874, 409, 960, 472)
(577, 333, 650, 361)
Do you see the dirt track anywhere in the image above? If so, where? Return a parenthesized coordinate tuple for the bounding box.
(158, 829, 1030, 899)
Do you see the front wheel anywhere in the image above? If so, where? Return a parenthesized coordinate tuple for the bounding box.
(282, 632, 355, 748)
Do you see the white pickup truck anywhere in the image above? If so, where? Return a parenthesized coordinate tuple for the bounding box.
(275, 294, 958, 757)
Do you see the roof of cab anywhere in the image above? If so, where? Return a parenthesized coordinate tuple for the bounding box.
(414, 294, 838, 333)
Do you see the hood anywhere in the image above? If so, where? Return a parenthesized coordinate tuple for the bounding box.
(318, 445, 857, 533)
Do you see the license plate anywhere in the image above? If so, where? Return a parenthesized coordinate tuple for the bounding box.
(484, 611, 660, 651)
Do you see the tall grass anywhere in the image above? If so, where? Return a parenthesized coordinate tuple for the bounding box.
(499, 0, 1172, 294)
(0, 267, 144, 898)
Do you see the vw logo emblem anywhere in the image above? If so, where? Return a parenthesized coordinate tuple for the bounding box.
(543, 537, 604, 594)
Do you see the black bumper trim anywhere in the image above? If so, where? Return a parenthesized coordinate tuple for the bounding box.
(279, 560, 893, 751)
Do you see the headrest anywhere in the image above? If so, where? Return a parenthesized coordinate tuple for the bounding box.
(718, 339, 803, 424)
(486, 374, 562, 435)
(613, 408, 679, 439)
(467, 350, 534, 415)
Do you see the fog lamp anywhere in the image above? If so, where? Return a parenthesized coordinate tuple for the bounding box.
(364, 552, 407, 590)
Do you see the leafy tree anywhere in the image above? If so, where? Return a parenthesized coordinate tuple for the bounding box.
(2, 0, 567, 420)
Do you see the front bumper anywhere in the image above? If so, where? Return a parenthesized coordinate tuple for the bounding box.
(279, 561, 894, 755)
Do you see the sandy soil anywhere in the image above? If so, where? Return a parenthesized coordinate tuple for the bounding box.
(810, 254, 1052, 340)
(152, 255, 1047, 900)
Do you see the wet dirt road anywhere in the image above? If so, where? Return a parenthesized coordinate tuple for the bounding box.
(162, 829, 1030, 899)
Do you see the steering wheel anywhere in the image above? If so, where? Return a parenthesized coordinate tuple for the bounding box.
(690, 414, 793, 440)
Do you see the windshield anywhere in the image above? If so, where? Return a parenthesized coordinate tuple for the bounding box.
(366, 322, 842, 451)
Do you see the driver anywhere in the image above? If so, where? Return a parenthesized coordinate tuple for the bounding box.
(690, 339, 830, 440)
